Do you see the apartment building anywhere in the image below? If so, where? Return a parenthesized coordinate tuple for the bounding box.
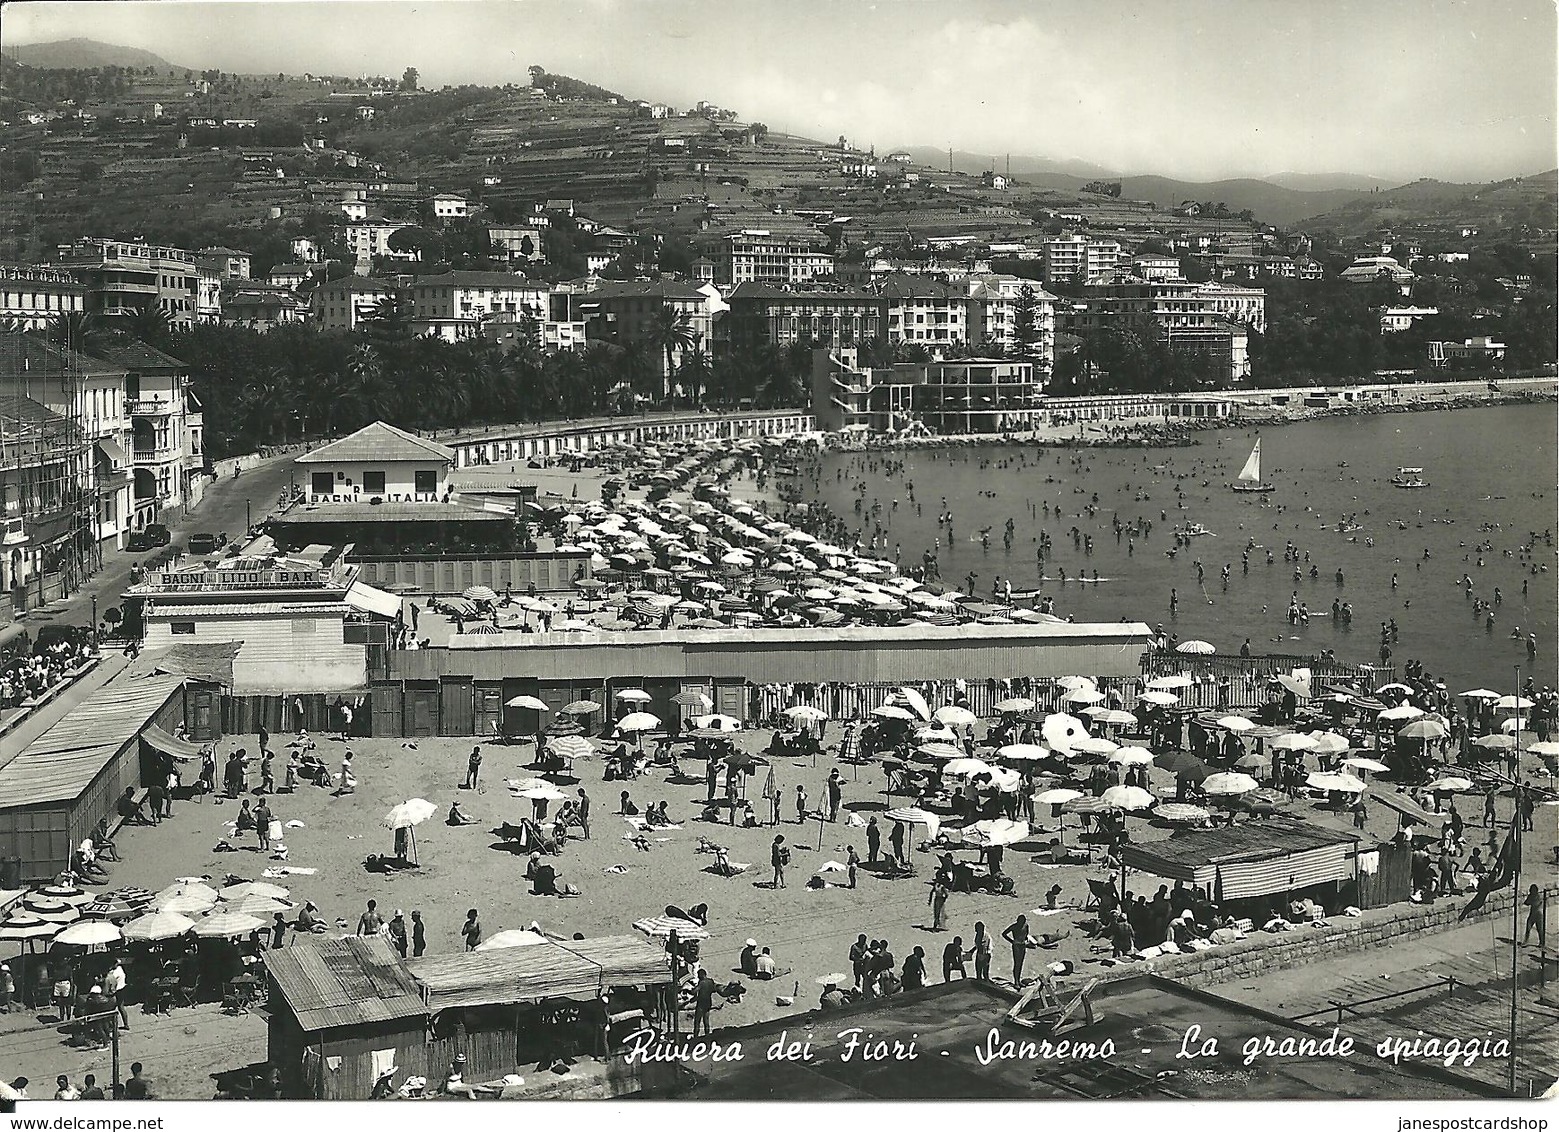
(487, 226, 547, 264)
(1041, 235, 1123, 287)
(580, 280, 713, 379)
(702, 230, 836, 286)
(0, 263, 85, 330)
(0, 334, 134, 555)
(311, 277, 395, 332)
(56, 237, 203, 327)
(1072, 278, 1256, 382)
(811, 347, 1044, 435)
(346, 220, 414, 274)
(408, 272, 548, 341)
(722, 283, 886, 353)
(878, 274, 968, 346)
(92, 340, 203, 528)
(964, 274, 1057, 371)
(196, 246, 252, 281)
(1197, 281, 1267, 334)
(0, 394, 85, 601)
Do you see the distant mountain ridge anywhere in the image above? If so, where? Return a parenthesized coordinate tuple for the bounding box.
(4, 37, 185, 72)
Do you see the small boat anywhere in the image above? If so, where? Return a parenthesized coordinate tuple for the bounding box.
(1390, 467, 1430, 489)
(1231, 438, 1275, 493)
(1174, 522, 1216, 538)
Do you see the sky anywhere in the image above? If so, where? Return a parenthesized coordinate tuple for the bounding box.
(4, 0, 1555, 183)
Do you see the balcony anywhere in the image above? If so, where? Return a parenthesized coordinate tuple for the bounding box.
(133, 441, 180, 463)
(127, 398, 181, 417)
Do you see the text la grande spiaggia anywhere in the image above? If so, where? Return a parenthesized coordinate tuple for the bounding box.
(622, 1025, 1510, 1069)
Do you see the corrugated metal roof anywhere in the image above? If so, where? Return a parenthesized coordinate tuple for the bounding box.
(407, 935, 669, 1012)
(275, 503, 505, 524)
(0, 674, 184, 808)
(1123, 819, 1356, 872)
(295, 421, 455, 465)
(265, 935, 427, 1033)
(150, 601, 345, 618)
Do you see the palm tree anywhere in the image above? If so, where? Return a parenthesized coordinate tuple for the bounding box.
(646, 304, 696, 394)
(118, 305, 173, 349)
(674, 348, 712, 405)
(48, 310, 113, 356)
(363, 288, 413, 349)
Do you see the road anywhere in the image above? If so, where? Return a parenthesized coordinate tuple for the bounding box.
(2, 452, 303, 648)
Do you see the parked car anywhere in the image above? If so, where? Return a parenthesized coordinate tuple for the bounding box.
(189, 532, 219, 555)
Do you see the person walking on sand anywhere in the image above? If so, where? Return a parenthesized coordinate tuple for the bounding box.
(771, 835, 789, 889)
(576, 788, 591, 839)
(928, 875, 949, 931)
(795, 784, 809, 824)
(464, 746, 482, 790)
(827, 769, 843, 822)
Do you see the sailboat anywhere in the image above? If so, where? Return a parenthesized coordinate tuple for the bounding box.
(1230, 437, 1275, 494)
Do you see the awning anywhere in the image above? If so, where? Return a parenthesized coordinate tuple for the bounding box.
(345, 580, 403, 619)
(140, 725, 203, 761)
(95, 437, 128, 466)
(1373, 790, 1440, 829)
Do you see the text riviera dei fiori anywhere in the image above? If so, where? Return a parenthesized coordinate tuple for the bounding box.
(622, 1026, 1510, 1069)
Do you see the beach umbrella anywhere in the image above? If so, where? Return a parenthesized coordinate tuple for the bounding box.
(1427, 776, 1475, 793)
(1202, 772, 1260, 796)
(1527, 741, 1559, 758)
(616, 711, 662, 733)
(506, 695, 550, 711)
(884, 806, 941, 840)
(1176, 640, 1216, 655)
(1500, 717, 1529, 734)
(1088, 708, 1138, 728)
(547, 735, 597, 761)
(37, 884, 92, 907)
(1108, 746, 1155, 767)
(1496, 696, 1535, 712)
(996, 743, 1049, 762)
(1275, 674, 1312, 699)
(673, 691, 715, 710)
(1065, 688, 1106, 705)
(1306, 771, 1366, 794)
(222, 894, 293, 918)
(155, 893, 216, 916)
(872, 704, 916, 722)
(561, 700, 604, 716)
(1154, 803, 1210, 825)
(1397, 718, 1447, 740)
(914, 723, 959, 743)
(462, 585, 498, 605)
(0, 913, 60, 944)
(1306, 732, 1351, 756)
(981, 767, 1023, 792)
(1035, 787, 1084, 807)
(23, 897, 79, 924)
(783, 705, 829, 723)
(1057, 676, 1098, 692)
(573, 578, 606, 593)
(616, 688, 653, 703)
(121, 911, 196, 943)
(962, 819, 1029, 847)
(1234, 752, 1272, 771)
(933, 705, 979, 727)
(691, 714, 743, 732)
(194, 912, 266, 938)
(1041, 712, 1088, 753)
(896, 687, 932, 721)
(1342, 757, 1390, 774)
(1374, 682, 1413, 696)
(1460, 689, 1501, 700)
(1138, 690, 1181, 706)
(81, 895, 141, 921)
(1379, 704, 1425, 722)
(383, 799, 437, 831)
(1071, 736, 1120, 757)
(515, 784, 570, 802)
(633, 916, 709, 941)
(54, 919, 120, 948)
(1063, 796, 1111, 815)
(114, 887, 155, 908)
(1215, 715, 1256, 732)
(1270, 733, 1318, 753)
(1472, 734, 1516, 751)
(917, 741, 965, 760)
(1101, 785, 1154, 811)
(943, 758, 993, 778)
(1146, 674, 1194, 690)
(475, 929, 550, 951)
(992, 697, 1036, 714)
(1154, 750, 1209, 779)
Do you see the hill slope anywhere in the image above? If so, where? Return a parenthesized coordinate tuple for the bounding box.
(5, 37, 185, 72)
(1296, 173, 1557, 236)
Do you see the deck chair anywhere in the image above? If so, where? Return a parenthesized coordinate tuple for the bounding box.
(1083, 878, 1117, 912)
(1006, 977, 1099, 1034)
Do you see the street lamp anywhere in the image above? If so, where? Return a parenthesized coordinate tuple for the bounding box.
(246, 498, 252, 530)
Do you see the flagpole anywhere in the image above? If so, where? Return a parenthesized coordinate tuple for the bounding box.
(1507, 664, 1521, 1097)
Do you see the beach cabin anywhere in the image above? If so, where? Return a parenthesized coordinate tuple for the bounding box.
(265, 935, 431, 1100)
(0, 674, 187, 881)
(1121, 820, 1360, 910)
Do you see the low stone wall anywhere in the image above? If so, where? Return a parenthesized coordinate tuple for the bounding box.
(1101, 885, 1555, 991)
